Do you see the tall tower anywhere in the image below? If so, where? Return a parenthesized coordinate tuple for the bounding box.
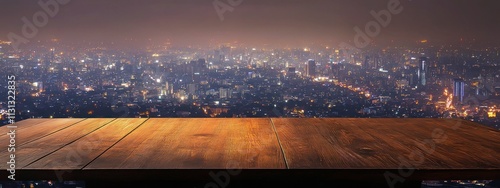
(373, 55, 380, 70)
(363, 56, 370, 70)
(418, 57, 428, 87)
(453, 78, 465, 104)
(305, 59, 316, 78)
(165, 82, 173, 95)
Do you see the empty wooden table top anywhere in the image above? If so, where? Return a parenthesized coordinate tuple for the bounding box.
(1, 118, 499, 181)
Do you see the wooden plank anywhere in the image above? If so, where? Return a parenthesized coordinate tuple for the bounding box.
(0, 119, 73, 141)
(0, 119, 51, 131)
(272, 118, 500, 169)
(0, 119, 114, 169)
(365, 118, 500, 169)
(24, 118, 147, 170)
(85, 118, 286, 169)
(0, 118, 86, 146)
(348, 119, 500, 169)
(272, 118, 399, 169)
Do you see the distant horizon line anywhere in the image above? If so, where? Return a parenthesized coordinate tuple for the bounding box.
(1, 38, 499, 51)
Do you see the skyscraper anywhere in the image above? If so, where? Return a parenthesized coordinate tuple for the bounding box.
(453, 78, 465, 104)
(373, 55, 380, 70)
(363, 56, 370, 70)
(219, 88, 231, 99)
(418, 57, 428, 87)
(190, 58, 206, 83)
(165, 82, 173, 95)
(305, 59, 316, 78)
(404, 67, 419, 88)
(187, 84, 197, 95)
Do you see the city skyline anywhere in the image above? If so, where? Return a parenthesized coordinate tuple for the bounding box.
(1, 39, 498, 126)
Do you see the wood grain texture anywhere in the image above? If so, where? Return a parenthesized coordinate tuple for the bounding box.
(2, 118, 499, 173)
(24, 118, 147, 170)
(84, 118, 286, 169)
(0, 119, 51, 132)
(0, 118, 86, 146)
(272, 118, 500, 169)
(0, 119, 114, 169)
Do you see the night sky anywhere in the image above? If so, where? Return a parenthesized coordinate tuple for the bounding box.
(1, 0, 499, 47)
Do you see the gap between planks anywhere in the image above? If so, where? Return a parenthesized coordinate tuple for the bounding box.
(19, 118, 89, 147)
(23, 119, 119, 168)
(270, 118, 290, 169)
(81, 118, 151, 170)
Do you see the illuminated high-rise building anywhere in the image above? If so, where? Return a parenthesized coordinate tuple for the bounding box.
(305, 59, 316, 78)
(219, 88, 231, 99)
(190, 58, 206, 83)
(373, 55, 380, 70)
(408, 67, 419, 88)
(165, 82, 173, 95)
(453, 78, 465, 104)
(363, 56, 370, 70)
(418, 57, 428, 87)
(187, 84, 197, 95)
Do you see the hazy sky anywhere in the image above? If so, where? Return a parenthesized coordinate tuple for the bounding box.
(1, 0, 499, 47)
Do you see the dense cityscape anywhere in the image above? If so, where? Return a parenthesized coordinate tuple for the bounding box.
(0, 39, 498, 130)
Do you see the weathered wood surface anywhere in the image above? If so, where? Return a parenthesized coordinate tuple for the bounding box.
(1, 118, 499, 182)
(272, 118, 500, 169)
(0, 118, 85, 146)
(0, 118, 113, 169)
(85, 118, 286, 169)
(24, 118, 147, 170)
